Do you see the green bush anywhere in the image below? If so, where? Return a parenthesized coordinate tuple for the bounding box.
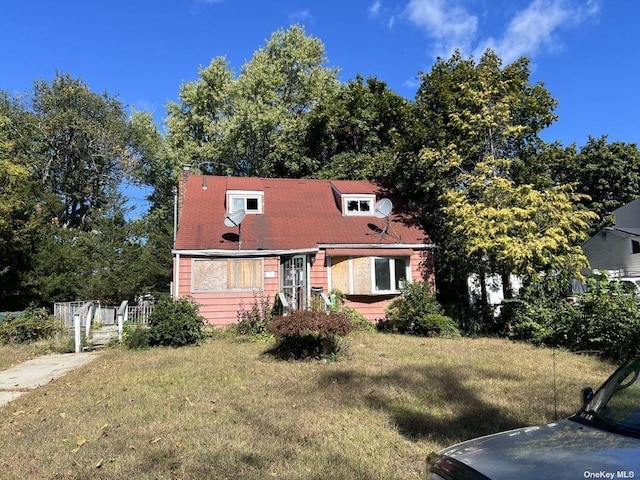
(148, 297, 206, 347)
(267, 310, 355, 359)
(341, 306, 376, 331)
(513, 274, 640, 361)
(236, 291, 274, 338)
(382, 282, 460, 337)
(122, 324, 151, 349)
(0, 305, 62, 344)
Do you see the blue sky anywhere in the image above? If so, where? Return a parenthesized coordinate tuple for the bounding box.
(3, 0, 637, 145)
(2, 1, 638, 211)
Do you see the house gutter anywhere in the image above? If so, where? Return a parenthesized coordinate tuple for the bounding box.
(171, 247, 320, 257)
(317, 243, 435, 249)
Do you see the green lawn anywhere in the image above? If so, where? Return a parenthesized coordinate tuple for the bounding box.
(0, 332, 614, 479)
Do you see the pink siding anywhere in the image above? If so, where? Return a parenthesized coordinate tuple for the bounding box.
(175, 248, 434, 327)
(309, 250, 328, 293)
(176, 256, 281, 327)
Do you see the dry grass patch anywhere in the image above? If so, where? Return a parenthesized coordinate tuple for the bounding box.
(0, 333, 614, 479)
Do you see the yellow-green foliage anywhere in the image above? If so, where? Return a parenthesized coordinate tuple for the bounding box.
(442, 156, 598, 276)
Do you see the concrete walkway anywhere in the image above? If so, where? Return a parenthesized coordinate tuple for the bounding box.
(0, 353, 99, 408)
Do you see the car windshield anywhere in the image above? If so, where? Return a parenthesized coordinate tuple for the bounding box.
(578, 357, 640, 437)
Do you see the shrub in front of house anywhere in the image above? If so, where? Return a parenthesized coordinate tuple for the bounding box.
(0, 305, 62, 344)
(381, 282, 461, 338)
(148, 297, 206, 347)
(122, 324, 151, 349)
(267, 310, 355, 359)
(235, 291, 274, 338)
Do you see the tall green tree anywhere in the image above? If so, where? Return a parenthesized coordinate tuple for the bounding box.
(306, 75, 413, 180)
(0, 93, 46, 307)
(166, 25, 339, 177)
(549, 136, 640, 234)
(442, 156, 596, 284)
(32, 73, 131, 229)
(398, 50, 565, 320)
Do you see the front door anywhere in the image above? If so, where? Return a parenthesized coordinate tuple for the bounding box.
(281, 255, 307, 311)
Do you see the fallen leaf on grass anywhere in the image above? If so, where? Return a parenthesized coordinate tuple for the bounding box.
(95, 459, 103, 469)
(76, 438, 86, 447)
(150, 437, 162, 444)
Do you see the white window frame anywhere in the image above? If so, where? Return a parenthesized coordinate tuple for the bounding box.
(371, 257, 409, 293)
(227, 190, 264, 214)
(342, 194, 375, 216)
(328, 256, 410, 295)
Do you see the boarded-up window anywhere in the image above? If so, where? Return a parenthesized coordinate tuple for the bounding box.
(193, 259, 263, 292)
(352, 257, 371, 294)
(329, 256, 409, 295)
(330, 257, 350, 293)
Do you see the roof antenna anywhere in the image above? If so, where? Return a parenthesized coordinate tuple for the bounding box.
(224, 209, 246, 250)
(374, 198, 396, 240)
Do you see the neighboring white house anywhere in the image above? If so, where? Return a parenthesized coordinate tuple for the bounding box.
(582, 198, 640, 278)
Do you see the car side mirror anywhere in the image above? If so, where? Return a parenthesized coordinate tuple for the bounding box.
(582, 386, 594, 405)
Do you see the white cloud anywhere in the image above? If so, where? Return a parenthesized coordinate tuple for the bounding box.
(405, 0, 478, 57)
(369, 0, 382, 18)
(190, 0, 223, 15)
(403, 0, 601, 62)
(473, 0, 600, 63)
(288, 9, 314, 24)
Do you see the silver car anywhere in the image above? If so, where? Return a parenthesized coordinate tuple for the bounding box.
(424, 357, 640, 479)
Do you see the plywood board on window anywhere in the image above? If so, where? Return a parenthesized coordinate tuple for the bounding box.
(228, 259, 262, 290)
(194, 260, 227, 292)
(331, 257, 350, 293)
(353, 257, 372, 294)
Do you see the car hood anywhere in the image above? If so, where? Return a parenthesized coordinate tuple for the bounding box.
(438, 418, 640, 479)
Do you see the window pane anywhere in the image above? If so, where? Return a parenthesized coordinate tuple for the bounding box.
(394, 258, 407, 290)
(231, 197, 244, 212)
(359, 200, 371, 212)
(246, 197, 259, 211)
(347, 200, 359, 211)
(374, 258, 391, 291)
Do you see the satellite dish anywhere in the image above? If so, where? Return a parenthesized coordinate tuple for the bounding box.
(374, 198, 393, 219)
(224, 209, 246, 227)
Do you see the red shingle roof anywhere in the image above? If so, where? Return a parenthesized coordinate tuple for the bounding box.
(175, 175, 429, 251)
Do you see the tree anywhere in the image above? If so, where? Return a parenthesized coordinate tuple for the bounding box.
(166, 25, 339, 178)
(442, 156, 596, 282)
(32, 73, 131, 230)
(306, 75, 413, 180)
(396, 50, 563, 321)
(0, 93, 45, 307)
(549, 136, 640, 235)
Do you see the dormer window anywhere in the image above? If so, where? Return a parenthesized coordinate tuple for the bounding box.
(342, 194, 375, 216)
(227, 190, 263, 214)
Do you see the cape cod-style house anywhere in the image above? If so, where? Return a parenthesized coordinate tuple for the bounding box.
(172, 170, 435, 326)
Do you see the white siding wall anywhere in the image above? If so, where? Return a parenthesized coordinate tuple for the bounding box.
(614, 198, 640, 228)
(583, 232, 640, 274)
